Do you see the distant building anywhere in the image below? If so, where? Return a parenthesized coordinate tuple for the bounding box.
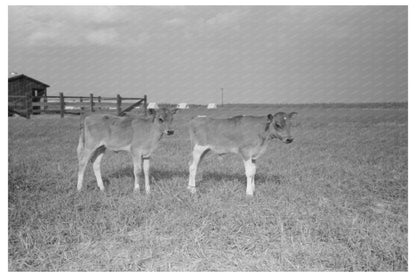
(8, 74, 49, 115)
(207, 103, 217, 109)
(176, 103, 189, 109)
(147, 102, 159, 109)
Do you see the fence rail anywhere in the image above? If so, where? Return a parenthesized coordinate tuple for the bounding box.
(8, 93, 147, 118)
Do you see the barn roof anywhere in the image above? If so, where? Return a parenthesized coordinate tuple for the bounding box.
(8, 74, 50, 87)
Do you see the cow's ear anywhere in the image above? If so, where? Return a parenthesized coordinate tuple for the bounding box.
(148, 108, 157, 116)
(267, 114, 273, 123)
(148, 108, 157, 121)
(288, 112, 297, 118)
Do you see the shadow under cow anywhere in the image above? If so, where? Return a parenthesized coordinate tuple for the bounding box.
(101, 166, 283, 192)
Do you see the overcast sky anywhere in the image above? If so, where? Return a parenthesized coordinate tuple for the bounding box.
(9, 6, 407, 104)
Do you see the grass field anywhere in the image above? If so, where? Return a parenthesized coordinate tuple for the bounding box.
(8, 103, 408, 271)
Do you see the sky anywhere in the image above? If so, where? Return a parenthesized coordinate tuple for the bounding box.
(8, 5, 407, 104)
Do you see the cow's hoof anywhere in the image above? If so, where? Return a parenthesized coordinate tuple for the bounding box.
(187, 186, 196, 194)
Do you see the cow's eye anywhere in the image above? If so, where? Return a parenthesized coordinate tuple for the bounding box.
(275, 122, 281, 129)
(158, 118, 164, 123)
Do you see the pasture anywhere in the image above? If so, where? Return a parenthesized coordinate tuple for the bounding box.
(8, 103, 407, 271)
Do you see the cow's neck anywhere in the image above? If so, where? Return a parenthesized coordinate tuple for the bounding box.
(150, 123, 164, 142)
(262, 123, 275, 142)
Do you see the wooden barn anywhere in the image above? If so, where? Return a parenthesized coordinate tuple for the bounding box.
(8, 73, 49, 115)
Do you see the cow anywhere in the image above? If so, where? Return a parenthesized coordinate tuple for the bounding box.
(187, 112, 297, 196)
(76, 107, 177, 193)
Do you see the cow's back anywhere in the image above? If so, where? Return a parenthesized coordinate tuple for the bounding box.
(84, 114, 153, 151)
(189, 115, 268, 154)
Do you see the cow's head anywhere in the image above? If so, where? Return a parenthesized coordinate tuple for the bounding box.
(149, 107, 178, 136)
(267, 112, 297, 143)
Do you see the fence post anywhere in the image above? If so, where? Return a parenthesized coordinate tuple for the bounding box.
(117, 94, 122, 115)
(98, 96, 101, 110)
(80, 97, 84, 111)
(144, 94, 147, 116)
(59, 92, 64, 118)
(43, 95, 48, 113)
(90, 93, 94, 112)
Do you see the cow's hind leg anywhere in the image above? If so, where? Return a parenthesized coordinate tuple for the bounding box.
(77, 139, 94, 191)
(243, 159, 256, 196)
(188, 144, 209, 193)
(91, 146, 106, 191)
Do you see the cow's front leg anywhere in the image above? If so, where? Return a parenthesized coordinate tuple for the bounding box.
(132, 152, 142, 192)
(143, 156, 151, 194)
(244, 159, 256, 196)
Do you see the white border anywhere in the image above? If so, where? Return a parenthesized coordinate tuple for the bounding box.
(3, 1, 412, 275)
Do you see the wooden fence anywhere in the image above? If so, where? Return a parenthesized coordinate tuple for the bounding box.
(8, 95, 31, 118)
(9, 93, 147, 118)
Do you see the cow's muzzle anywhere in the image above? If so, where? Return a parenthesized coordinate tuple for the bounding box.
(166, 130, 174, 136)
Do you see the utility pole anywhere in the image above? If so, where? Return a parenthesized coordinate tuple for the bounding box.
(221, 88, 224, 107)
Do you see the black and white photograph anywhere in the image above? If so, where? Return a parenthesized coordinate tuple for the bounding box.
(7, 3, 408, 272)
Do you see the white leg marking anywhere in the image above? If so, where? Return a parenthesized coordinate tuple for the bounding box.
(132, 154, 142, 192)
(244, 159, 256, 196)
(77, 164, 87, 191)
(93, 153, 105, 191)
(76, 144, 92, 191)
(188, 144, 208, 193)
(143, 158, 150, 194)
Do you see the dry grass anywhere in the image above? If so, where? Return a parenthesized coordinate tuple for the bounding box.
(8, 103, 407, 271)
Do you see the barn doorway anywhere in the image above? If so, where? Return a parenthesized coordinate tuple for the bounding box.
(32, 89, 42, 114)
